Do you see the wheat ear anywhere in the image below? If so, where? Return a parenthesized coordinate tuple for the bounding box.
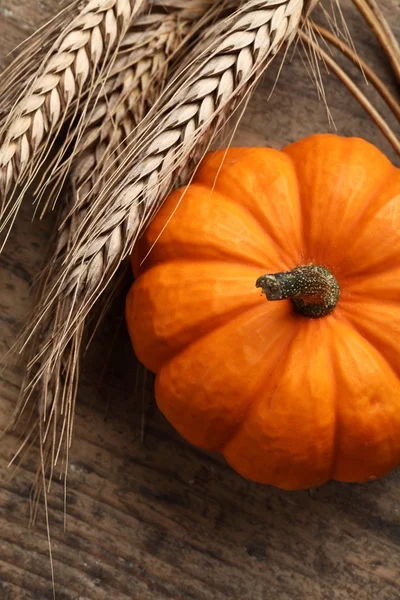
(0, 0, 147, 245)
(0, 2, 82, 123)
(35, 0, 310, 368)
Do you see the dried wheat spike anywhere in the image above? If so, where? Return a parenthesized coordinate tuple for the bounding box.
(60, 11, 191, 225)
(0, 2, 81, 124)
(0, 0, 146, 236)
(44, 0, 309, 358)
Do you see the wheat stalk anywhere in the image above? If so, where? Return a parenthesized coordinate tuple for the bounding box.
(352, 0, 400, 82)
(299, 28, 400, 154)
(0, 0, 221, 129)
(39, 8, 205, 382)
(310, 23, 400, 122)
(0, 0, 148, 244)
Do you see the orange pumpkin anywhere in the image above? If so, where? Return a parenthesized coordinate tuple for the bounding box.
(126, 134, 400, 490)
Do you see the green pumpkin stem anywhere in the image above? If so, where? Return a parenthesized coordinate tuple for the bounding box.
(256, 265, 340, 319)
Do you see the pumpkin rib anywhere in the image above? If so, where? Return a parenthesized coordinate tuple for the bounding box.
(341, 269, 400, 299)
(155, 302, 296, 453)
(337, 171, 400, 278)
(283, 135, 397, 267)
(332, 308, 400, 481)
(325, 317, 341, 482)
(282, 135, 349, 260)
(327, 317, 400, 482)
(216, 195, 302, 269)
(134, 183, 292, 275)
(220, 172, 304, 267)
(218, 323, 302, 455)
(195, 148, 304, 267)
(222, 317, 338, 489)
(342, 163, 400, 233)
(155, 299, 284, 373)
(283, 136, 331, 259)
(337, 303, 400, 380)
(127, 260, 266, 373)
(315, 313, 345, 485)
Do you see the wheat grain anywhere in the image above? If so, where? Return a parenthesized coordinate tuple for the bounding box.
(12, 13, 233, 576)
(0, 0, 147, 242)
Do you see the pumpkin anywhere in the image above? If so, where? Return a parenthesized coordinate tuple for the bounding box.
(126, 133, 400, 490)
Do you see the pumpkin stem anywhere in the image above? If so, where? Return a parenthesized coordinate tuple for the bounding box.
(256, 265, 340, 318)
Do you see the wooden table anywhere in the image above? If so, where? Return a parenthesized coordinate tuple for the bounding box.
(0, 1, 399, 598)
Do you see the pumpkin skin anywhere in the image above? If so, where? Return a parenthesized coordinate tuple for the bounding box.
(126, 133, 400, 490)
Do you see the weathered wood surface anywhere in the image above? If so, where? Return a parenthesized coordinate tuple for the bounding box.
(0, 1, 399, 599)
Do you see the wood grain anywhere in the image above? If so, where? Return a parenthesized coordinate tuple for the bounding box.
(0, 1, 400, 599)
